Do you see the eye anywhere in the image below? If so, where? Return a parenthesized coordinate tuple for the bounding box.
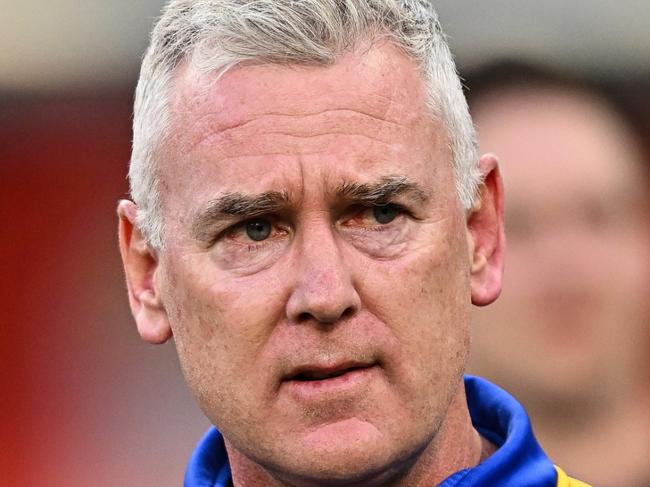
(373, 204, 401, 224)
(245, 218, 272, 241)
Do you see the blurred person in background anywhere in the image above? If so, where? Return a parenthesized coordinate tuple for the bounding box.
(466, 62, 650, 487)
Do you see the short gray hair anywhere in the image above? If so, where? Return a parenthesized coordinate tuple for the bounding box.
(130, 0, 480, 249)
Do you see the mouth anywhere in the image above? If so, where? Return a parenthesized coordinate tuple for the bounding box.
(288, 364, 371, 382)
(281, 361, 380, 402)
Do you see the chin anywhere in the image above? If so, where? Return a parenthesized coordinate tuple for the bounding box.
(261, 419, 415, 487)
(271, 453, 403, 487)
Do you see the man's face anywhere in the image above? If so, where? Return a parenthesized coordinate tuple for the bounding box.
(124, 43, 499, 484)
(469, 88, 649, 408)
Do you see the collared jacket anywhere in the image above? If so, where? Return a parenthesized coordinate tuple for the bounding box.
(184, 376, 590, 487)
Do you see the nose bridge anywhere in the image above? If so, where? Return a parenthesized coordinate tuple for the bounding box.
(286, 216, 360, 324)
(302, 217, 341, 268)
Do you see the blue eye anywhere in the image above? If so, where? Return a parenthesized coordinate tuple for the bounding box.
(246, 219, 272, 241)
(373, 204, 400, 224)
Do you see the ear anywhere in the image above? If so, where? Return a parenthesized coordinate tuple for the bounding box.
(467, 154, 505, 306)
(117, 200, 172, 344)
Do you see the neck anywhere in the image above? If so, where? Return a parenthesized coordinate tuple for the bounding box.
(226, 382, 494, 487)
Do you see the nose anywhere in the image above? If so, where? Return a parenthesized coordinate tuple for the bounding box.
(286, 222, 361, 325)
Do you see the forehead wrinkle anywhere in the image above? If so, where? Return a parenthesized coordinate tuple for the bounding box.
(184, 107, 406, 156)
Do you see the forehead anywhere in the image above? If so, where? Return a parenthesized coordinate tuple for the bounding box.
(473, 88, 645, 204)
(158, 42, 449, 197)
(170, 42, 432, 144)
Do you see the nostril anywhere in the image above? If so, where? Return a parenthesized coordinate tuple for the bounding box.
(295, 305, 356, 325)
(340, 306, 355, 320)
(297, 312, 312, 323)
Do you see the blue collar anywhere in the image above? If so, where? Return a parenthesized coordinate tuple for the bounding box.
(185, 376, 557, 487)
(438, 376, 556, 486)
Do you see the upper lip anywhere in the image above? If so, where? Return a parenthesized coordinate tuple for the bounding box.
(284, 361, 375, 381)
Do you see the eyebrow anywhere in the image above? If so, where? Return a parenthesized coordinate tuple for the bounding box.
(190, 176, 427, 242)
(191, 190, 290, 241)
(336, 175, 428, 206)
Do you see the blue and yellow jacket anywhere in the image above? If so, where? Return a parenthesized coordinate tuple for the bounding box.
(184, 376, 589, 486)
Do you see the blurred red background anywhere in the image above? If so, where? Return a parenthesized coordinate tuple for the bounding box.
(2, 2, 649, 485)
(0, 92, 209, 486)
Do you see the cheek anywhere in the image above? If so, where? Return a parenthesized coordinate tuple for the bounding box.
(159, 258, 286, 419)
(357, 220, 472, 375)
(163, 280, 236, 402)
(164, 252, 287, 340)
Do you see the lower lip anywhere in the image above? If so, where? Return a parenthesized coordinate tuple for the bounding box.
(282, 366, 378, 400)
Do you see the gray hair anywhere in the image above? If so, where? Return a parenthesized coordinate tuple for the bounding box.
(130, 0, 480, 249)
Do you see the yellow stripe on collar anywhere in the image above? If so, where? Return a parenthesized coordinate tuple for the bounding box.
(555, 465, 592, 487)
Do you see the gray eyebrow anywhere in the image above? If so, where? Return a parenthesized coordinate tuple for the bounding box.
(191, 190, 290, 241)
(190, 177, 426, 242)
(336, 175, 428, 205)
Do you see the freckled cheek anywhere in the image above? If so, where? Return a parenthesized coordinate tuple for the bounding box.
(168, 278, 281, 424)
(356, 238, 470, 358)
(164, 258, 276, 353)
(358, 256, 470, 426)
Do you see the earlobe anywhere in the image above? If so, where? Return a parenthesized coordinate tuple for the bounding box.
(117, 200, 172, 344)
(467, 154, 505, 306)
